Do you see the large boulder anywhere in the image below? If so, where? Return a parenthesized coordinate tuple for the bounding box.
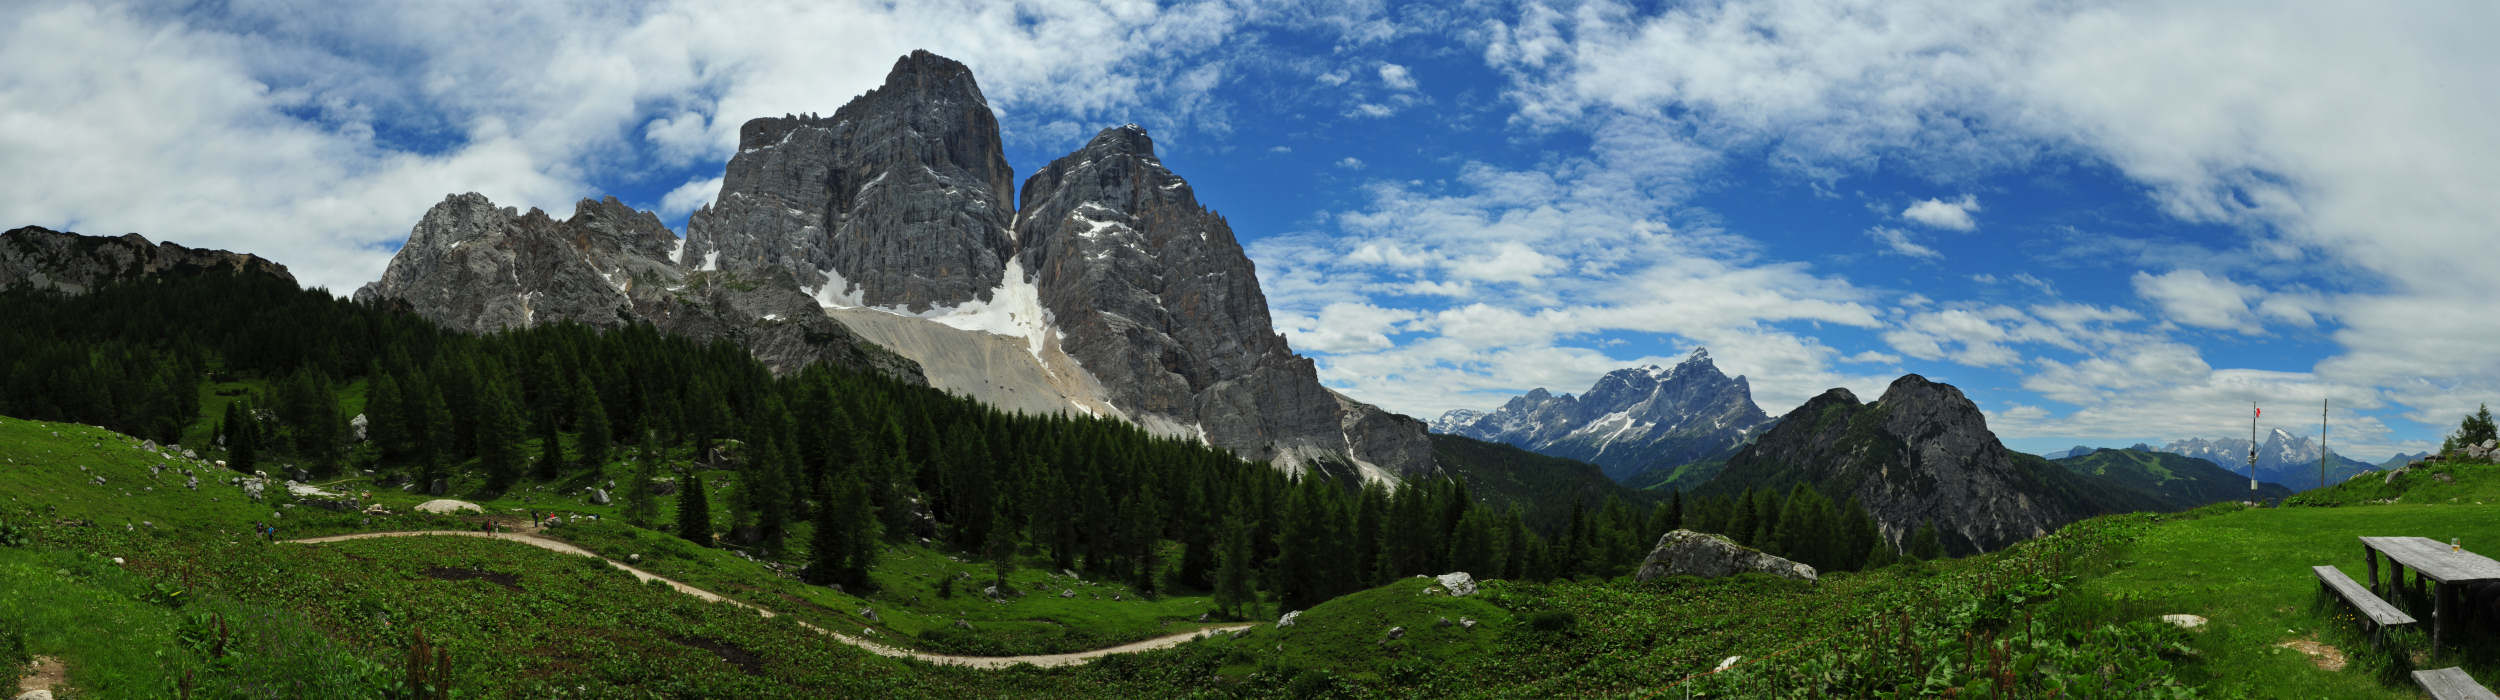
(1635, 529, 1818, 583)
(414, 499, 484, 515)
(1436, 571, 1479, 597)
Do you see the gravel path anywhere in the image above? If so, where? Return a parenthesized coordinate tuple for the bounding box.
(283, 530, 1254, 668)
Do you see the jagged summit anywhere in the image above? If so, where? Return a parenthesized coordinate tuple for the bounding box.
(0, 225, 295, 293)
(1710, 373, 2154, 554)
(360, 50, 1440, 481)
(1435, 348, 1773, 486)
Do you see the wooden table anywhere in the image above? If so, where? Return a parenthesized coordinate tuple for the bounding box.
(2361, 536, 2500, 655)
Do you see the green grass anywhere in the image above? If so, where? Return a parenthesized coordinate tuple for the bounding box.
(2288, 460, 2500, 507)
(2052, 503, 2500, 697)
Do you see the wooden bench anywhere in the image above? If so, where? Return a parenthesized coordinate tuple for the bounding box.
(2315, 564, 2415, 643)
(2413, 667, 2499, 700)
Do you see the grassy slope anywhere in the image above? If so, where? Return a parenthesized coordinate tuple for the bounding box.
(2287, 459, 2500, 507)
(2055, 448, 2297, 508)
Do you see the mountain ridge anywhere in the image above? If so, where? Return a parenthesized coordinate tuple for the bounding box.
(1431, 348, 1771, 488)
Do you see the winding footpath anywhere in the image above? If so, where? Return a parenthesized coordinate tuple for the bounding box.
(283, 530, 1255, 669)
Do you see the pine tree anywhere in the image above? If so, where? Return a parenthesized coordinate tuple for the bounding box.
(1214, 512, 1256, 618)
(476, 373, 525, 493)
(676, 464, 713, 546)
(2448, 404, 2498, 459)
(1907, 520, 1945, 561)
(533, 417, 563, 481)
(575, 376, 611, 473)
(1864, 533, 1901, 569)
(1839, 499, 1879, 572)
(224, 401, 259, 474)
(412, 381, 452, 490)
(367, 374, 408, 463)
(984, 493, 1018, 589)
(1661, 490, 1685, 534)
(754, 436, 792, 556)
(623, 431, 661, 528)
(806, 473, 847, 586)
(1725, 489, 1757, 546)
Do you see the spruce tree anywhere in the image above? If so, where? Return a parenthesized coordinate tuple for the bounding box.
(984, 493, 1018, 589)
(1661, 490, 1685, 534)
(1725, 489, 1757, 546)
(623, 431, 661, 528)
(1214, 513, 1256, 618)
(576, 376, 611, 473)
(1907, 521, 1945, 561)
(533, 418, 563, 481)
(755, 437, 792, 556)
(476, 373, 526, 492)
(676, 464, 713, 546)
(1864, 534, 1901, 569)
(806, 473, 847, 586)
(224, 401, 259, 474)
(367, 374, 408, 463)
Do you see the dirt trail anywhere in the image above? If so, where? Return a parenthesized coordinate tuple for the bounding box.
(283, 530, 1255, 669)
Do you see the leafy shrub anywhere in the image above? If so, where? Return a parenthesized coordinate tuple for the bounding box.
(1526, 609, 1578, 633)
(0, 625, 27, 684)
(1286, 668, 1338, 699)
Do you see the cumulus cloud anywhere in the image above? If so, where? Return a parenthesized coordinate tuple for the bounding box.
(1378, 62, 1418, 91)
(1335, 157, 1366, 170)
(657, 176, 723, 220)
(1902, 194, 1981, 230)
(1867, 226, 1941, 259)
(0, 0, 1282, 293)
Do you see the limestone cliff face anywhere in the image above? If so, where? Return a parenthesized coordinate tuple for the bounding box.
(682, 50, 1017, 313)
(1011, 125, 1431, 478)
(0, 226, 293, 293)
(358, 50, 1436, 480)
(1709, 374, 2156, 554)
(353, 194, 920, 382)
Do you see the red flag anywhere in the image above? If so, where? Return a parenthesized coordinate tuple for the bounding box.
(2255, 407, 2262, 418)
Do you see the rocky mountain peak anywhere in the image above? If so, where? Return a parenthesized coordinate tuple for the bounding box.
(1433, 349, 1775, 486)
(1713, 374, 2131, 554)
(354, 192, 920, 382)
(0, 225, 295, 294)
(683, 49, 1015, 312)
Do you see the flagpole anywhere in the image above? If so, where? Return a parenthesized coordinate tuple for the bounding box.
(2250, 402, 2260, 491)
(2320, 398, 2329, 491)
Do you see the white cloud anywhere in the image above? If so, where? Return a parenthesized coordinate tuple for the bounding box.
(1902, 194, 1981, 231)
(1378, 62, 1418, 91)
(1317, 69, 1352, 86)
(657, 176, 723, 220)
(1346, 103, 1396, 118)
(1866, 226, 1940, 259)
(1335, 157, 1366, 170)
(0, 1, 1279, 293)
(2129, 269, 2258, 332)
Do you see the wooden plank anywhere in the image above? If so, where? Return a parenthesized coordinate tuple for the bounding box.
(2413, 667, 2500, 700)
(2315, 565, 2416, 627)
(2362, 537, 2500, 584)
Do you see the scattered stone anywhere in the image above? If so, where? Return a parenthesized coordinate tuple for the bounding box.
(2161, 614, 2208, 629)
(428, 478, 448, 496)
(1436, 616, 1453, 628)
(1063, 568, 1080, 579)
(1715, 656, 1743, 672)
(111, 557, 124, 565)
(1198, 612, 1211, 623)
(140, 439, 158, 452)
(1383, 626, 1404, 641)
(859, 607, 880, 622)
(954, 620, 973, 630)
(1459, 617, 1477, 630)
(182, 448, 197, 459)
(1635, 529, 1818, 583)
(1113, 594, 1122, 602)
(983, 585, 1001, 598)
(18, 689, 55, 700)
(349, 413, 369, 441)
(2437, 473, 2456, 483)
(1437, 571, 1479, 597)
(1278, 610, 1301, 627)
(291, 468, 310, 482)
(1061, 589, 1076, 598)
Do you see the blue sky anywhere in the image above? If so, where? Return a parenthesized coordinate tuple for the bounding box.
(4, 1, 2496, 460)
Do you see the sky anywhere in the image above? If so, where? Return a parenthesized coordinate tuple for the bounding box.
(3, 1, 2495, 461)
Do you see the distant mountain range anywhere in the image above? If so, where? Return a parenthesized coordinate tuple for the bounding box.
(2152, 429, 2375, 490)
(1430, 349, 1773, 489)
(2052, 448, 2295, 508)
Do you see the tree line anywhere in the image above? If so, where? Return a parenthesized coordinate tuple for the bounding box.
(0, 269, 1934, 616)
